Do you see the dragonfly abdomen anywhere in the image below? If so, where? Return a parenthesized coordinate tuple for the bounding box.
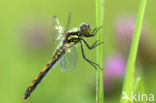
(24, 46, 65, 99)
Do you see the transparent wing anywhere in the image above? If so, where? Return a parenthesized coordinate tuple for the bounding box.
(64, 13, 72, 35)
(59, 46, 77, 71)
(52, 13, 72, 41)
(51, 16, 64, 41)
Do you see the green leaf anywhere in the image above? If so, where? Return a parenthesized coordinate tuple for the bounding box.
(134, 77, 146, 103)
(120, 0, 147, 103)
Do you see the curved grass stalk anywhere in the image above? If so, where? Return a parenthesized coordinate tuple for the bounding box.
(120, 0, 147, 103)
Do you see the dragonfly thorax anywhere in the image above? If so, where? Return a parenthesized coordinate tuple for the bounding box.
(80, 23, 91, 36)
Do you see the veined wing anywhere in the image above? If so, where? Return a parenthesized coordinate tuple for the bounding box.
(51, 16, 64, 41)
(52, 13, 72, 41)
(59, 46, 77, 71)
(64, 13, 71, 35)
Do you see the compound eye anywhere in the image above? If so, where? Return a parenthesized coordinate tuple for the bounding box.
(87, 24, 90, 28)
(80, 23, 85, 30)
(80, 23, 90, 31)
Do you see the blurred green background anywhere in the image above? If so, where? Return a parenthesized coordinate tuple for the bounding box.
(0, 0, 156, 103)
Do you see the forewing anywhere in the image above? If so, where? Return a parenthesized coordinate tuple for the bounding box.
(59, 46, 77, 71)
(51, 16, 64, 41)
(63, 13, 72, 35)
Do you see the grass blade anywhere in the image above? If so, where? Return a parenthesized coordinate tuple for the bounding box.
(120, 0, 147, 103)
(134, 77, 146, 103)
(96, 0, 104, 103)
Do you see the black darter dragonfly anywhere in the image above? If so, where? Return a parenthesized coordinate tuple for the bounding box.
(24, 14, 103, 99)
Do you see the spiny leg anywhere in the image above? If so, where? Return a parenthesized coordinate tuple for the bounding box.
(80, 41, 102, 70)
(91, 26, 103, 36)
(80, 42, 97, 69)
(82, 39, 103, 49)
(90, 27, 97, 35)
(80, 42, 102, 69)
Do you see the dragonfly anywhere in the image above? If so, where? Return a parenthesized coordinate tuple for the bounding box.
(24, 14, 103, 99)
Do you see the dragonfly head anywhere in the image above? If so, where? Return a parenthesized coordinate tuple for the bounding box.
(80, 23, 91, 36)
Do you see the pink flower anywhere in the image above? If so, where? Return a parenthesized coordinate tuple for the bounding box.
(114, 14, 156, 65)
(104, 54, 126, 79)
(103, 54, 126, 92)
(114, 14, 149, 57)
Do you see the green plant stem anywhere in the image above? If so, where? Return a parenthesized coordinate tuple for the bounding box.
(120, 0, 147, 103)
(96, 0, 104, 103)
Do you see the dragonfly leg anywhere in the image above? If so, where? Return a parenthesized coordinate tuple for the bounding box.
(88, 26, 103, 37)
(80, 41, 103, 70)
(82, 39, 103, 49)
(85, 26, 102, 37)
(90, 27, 97, 35)
(92, 26, 103, 35)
